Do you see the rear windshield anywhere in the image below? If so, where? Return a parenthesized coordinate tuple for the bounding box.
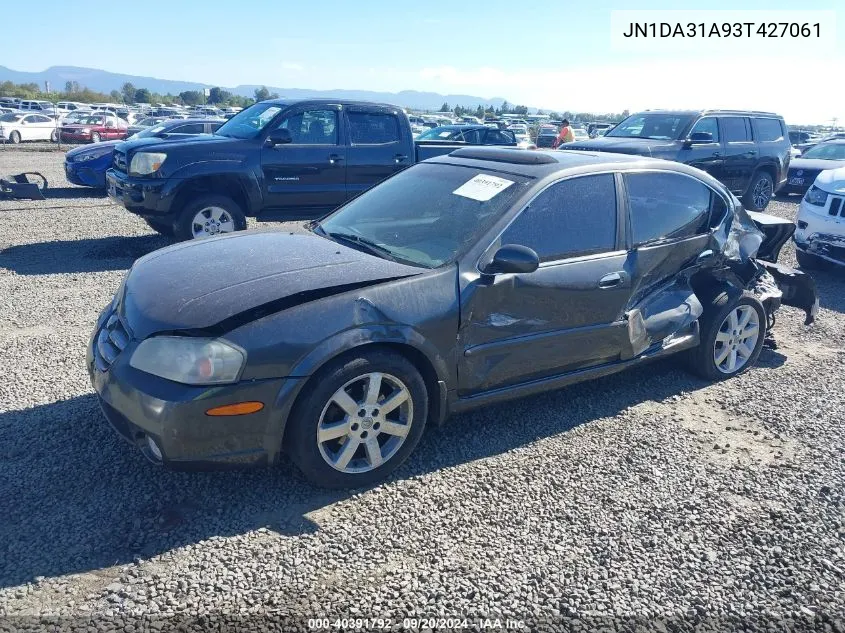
(316, 163, 531, 269)
(606, 113, 694, 140)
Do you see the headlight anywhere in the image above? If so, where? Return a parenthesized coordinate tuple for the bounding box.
(80, 128, 91, 134)
(129, 152, 167, 176)
(804, 185, 828, 207)
(130, 337, 245, 385)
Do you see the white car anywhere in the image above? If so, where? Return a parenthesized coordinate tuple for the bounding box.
(793, 166, 845, 269)
(0, 112, 58, 143)
(571, 127, 590, 141)
(507, 124, 534, 149)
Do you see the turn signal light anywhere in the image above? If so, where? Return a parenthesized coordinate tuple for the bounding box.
(205, 401, 264, 416)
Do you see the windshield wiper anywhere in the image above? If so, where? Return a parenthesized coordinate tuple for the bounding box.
(325, 231, 403, 263)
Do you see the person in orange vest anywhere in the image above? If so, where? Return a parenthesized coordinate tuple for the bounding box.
(552, 119, 574, 148)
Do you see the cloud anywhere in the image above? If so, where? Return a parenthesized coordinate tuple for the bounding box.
(411, 57, 844, 125)
(281, 62, 304, 72)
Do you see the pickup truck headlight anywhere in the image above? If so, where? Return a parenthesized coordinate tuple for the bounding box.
(130, 336, 245, 385)
(129, 152, 167, 177)
(805, 185, 828, 207)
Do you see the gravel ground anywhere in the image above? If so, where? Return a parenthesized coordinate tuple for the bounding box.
(1, 150, 843, 632)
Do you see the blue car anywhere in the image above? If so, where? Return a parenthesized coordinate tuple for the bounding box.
(64, 118, 224, 188)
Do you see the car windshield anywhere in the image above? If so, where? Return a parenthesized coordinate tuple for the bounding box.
(0, 113, 23, 122)
(214, 102, 285, 139)
(417, 127, 461, 141)
(77, 116, 105, 125)
(315, 163, 531, 269)
(606, 113, 693, 140)
(801, 144, 845, 160)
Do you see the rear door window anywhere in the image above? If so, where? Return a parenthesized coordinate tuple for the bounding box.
(347, 111, 400, 145)
(625, 172, 712, 245)
(499, 174, 618, 262)
(721, 117, 752, 143)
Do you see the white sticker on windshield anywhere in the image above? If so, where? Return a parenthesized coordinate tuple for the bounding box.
(452, 174, 515, 202)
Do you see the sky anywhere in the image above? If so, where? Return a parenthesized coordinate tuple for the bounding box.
(0, 0, 842, 125)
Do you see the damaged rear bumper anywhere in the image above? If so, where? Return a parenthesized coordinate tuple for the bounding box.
(755, 260, 819, 325)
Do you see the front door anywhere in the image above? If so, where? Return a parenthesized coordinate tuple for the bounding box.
(260, 106, 347, 216)
(680, 116, 723, 181)
(344, 106, 409, 200)
(458, 173, 634, 395)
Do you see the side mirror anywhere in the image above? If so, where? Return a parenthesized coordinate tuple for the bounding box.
(265, 128, 292, 147)
(685, 131, 714, 146)
(483, 244, 540, 275)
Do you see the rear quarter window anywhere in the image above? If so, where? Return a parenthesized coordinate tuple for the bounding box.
(755, 118, 785, 142)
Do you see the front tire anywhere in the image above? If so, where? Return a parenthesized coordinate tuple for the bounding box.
(9, 130, 20, 144)
(285, 350, 428, 488)
(90, 132, 101, 143)
(174, 194, 246, 241)
(742, 171, 774, 211)
(687, 291, 766, 380)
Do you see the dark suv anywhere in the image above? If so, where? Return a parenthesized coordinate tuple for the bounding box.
(568, 110, 792, 211)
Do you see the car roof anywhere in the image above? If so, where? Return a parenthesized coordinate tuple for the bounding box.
(428, 147, 713, 180)
(814, 139, 845, 145)
(638, 108, 782, 118)
(261, 98, 400, 110)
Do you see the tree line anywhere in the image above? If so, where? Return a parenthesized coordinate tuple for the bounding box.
(0, 80, 282, 109)
(437, 100, 630, 123)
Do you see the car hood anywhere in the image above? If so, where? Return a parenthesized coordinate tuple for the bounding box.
(119, 133, 231, 154)
(789, 158, 845, 172)
(566, 136, 678, 156)
(120, 230, 425, 339)
(66, 140, 121, 157)
(813, 166, 845, 194)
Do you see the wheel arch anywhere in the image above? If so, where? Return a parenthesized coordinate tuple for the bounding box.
(170, 174, 252, 219)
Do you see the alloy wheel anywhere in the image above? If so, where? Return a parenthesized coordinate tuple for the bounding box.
(317, 372, 413, 474)
(753, 177, 773, 209)
(190, 206, 235, 239)
(713, 305, 760, 374)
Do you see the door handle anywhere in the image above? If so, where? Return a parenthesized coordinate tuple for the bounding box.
(329, 154, 344, 164)
(394, 154, 409, 163)
(598, 272, 624, 288)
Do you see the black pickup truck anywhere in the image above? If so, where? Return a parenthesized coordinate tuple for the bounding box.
(106, 99, 518, 240)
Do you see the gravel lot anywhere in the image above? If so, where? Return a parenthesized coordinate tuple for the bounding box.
(1, 150, 843, 632)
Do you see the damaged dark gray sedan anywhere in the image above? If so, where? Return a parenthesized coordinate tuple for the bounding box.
(88, 148, 818, 487)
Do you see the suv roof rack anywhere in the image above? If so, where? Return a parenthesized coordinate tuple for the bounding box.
(702, 109, 780, 116)
(448, 148, 559, 164)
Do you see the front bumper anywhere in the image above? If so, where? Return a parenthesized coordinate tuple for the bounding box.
(65, 156, 110, 188)
(794, 197, 845, 267)
(86, 312, 296, 469)
(61, 132, 93, 142)
(106, 169, 174, 218)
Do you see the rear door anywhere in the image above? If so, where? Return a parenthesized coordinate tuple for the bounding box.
(622, 170, 716, 306)
(260, 105, 347, 215)
(344, 106, 409, 200)
(719, 116, 757, 194)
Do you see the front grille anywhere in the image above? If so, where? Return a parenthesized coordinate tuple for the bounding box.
(828, 196, 844, 217)
(113, 149, 127, 173)
(93, 313, 131, 372)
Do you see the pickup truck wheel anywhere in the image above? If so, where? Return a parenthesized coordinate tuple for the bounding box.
(175, 194, 246, 241)
(796, 249, 832, 271)
(687, 291, 766, 381)
(144, 219, 174, 236)
(742, 171, 774, 211)
(285, 350, 428, 488)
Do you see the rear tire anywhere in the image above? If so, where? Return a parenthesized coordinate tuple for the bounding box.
(50, 129, 58, 142)
(687, 291, 766, 380)
(9, 130, 20, 144)
(796, 249, 832, 271)
(285, 350, 428, 488)
(742, 171, 774, 211)
(174, 194, 246, 241)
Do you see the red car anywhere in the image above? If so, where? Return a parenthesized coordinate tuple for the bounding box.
(60, 113, 128, 143)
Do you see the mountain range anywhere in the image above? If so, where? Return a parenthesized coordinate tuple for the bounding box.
(0, 66, 521, 111)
